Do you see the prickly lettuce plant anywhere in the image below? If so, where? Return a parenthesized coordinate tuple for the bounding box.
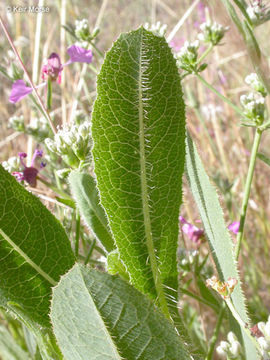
(2, 1, 270, 359)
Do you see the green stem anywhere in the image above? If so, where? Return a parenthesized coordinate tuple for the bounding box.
(195, 73, 247, 119)
(46, 79, 52, 110)
(37, 176, 72, 200)
(75, 211, 80, 258)
(235, 128, 262, 259)
(179, 287, 219, 312)
(186, 85, 218, 157)
(84, 239, 96, 265)
(206, 303, 226, 360)
(91, 42, 103, 58)
(197, 44, 213, 65)
(226, 299, 261, 353)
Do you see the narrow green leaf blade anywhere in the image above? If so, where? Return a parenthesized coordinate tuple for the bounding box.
(258, 152, 270, 167)
(185, 134, 258, 359)
(0, 165, 75, 327)
(91, 27, 186, 301)
(51, 264, 191, 360)
(69, 171, 115, 252)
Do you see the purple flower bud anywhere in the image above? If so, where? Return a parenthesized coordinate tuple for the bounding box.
(12, 149, 45, 187)
(22, 167, 39, 187)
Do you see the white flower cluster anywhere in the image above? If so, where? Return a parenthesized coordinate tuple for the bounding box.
(2, 156, 21, 173)
(245, 73, 267, 97)
(247, 1, 270, 26)
(75, 18, 88, 32)
(257, 316, 270, 359)
(240, 92, 265, 122)
(175, 40, 202, 73)
(144, 21, 167, 37)
(75, 19, 90, 49)
(45, 121, 91, 168)
(216, 332, 242, 359)
(8, 115, 25, 132)
(198, 21, 229, 45)
(74, 18, 99, 47)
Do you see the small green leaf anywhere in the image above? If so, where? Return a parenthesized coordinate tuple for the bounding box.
(69, 171, 115, 252)
(258, 152, 270, 167)
(91, 27, 186, 312)
(107, 249, 129, 280)
(0, 165, 75, 327)
(185, 134, 258, 359)
(51, 264, 191, 360)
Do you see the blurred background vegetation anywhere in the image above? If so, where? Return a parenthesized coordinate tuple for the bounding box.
(1, 0, 270, 357)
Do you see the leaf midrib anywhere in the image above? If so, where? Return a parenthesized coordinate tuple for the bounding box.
(0, 228, 57, 286)
(79, 267, 123, 360)
(137, 29, 170, 319)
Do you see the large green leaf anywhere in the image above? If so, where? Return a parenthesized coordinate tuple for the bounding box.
(91, 27, 186, 308)
(69, 171, 115, 252)
(51, 264, 191, 360)
(0, 324, 30, 360)
(0, 165, 75, 327)
(185, 134, 258, 359)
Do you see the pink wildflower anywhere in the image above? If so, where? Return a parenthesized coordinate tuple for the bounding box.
(9, 80, 33, 103)
(66, 45, 93, 65)
(12, 149, 46, 187)
(179, 216, 204, 244)
(228, 221, 240, 234)
(41, 52, 63, 83)
(9, 45, 93, 104)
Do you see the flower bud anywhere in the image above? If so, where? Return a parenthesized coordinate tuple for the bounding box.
(258, 336, 270, 351)
(216, 345, 227, 359)
(247, 2, 270, 26)
(229, 341, 242, 358)
(198, 21, 229, 46)
(8, 115, 25, 132)
(45, 138, 57, 154)
(2, 156, 21, 173)
(245, 73, 267, 97)
(144, 21, 167, 37)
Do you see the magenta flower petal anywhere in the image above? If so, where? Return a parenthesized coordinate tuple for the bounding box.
(180, 216, 204, 244)
(179, 215, 187, 224)
(9, 80, 33, 103)
(42, 53, 63, 82)
(228, 221, 240, 234)
(66, 45, 93, 65)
